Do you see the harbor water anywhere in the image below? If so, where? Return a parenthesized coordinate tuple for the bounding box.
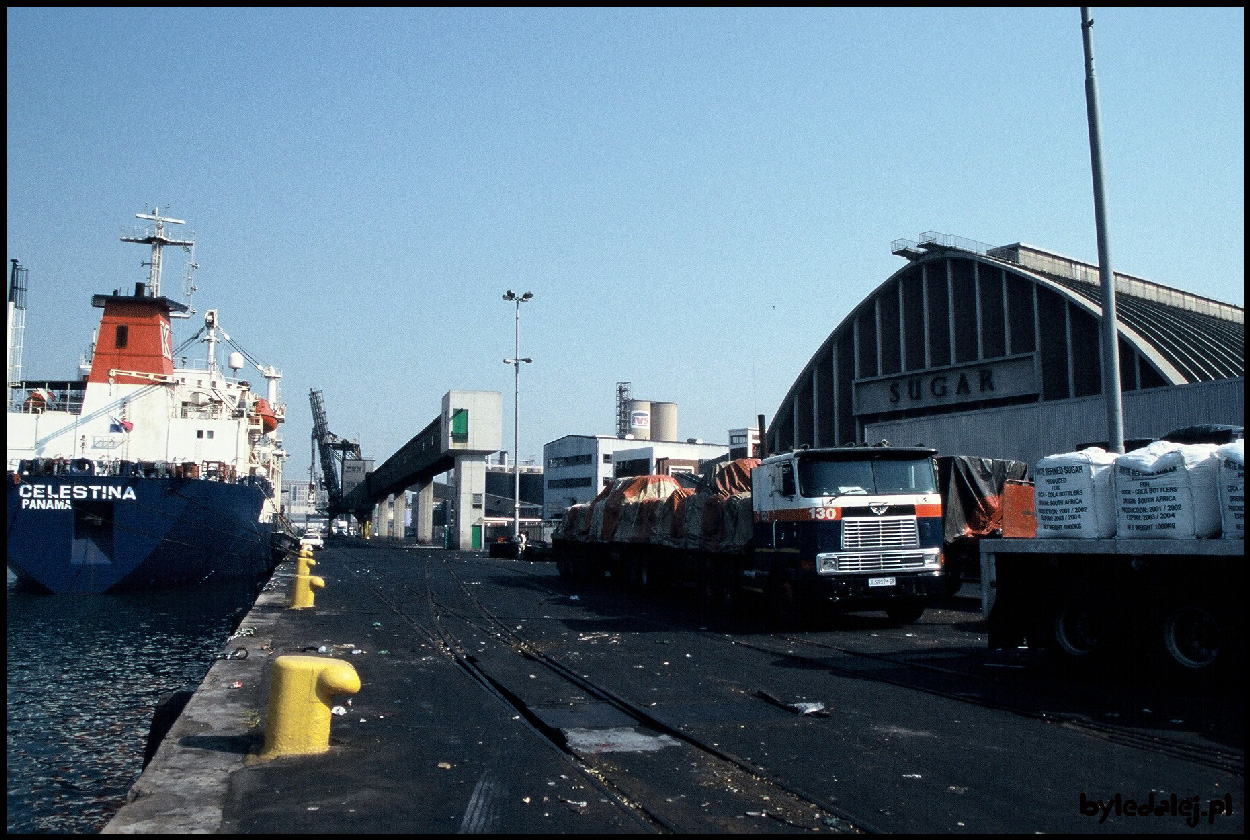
(6, 572, 262, 834)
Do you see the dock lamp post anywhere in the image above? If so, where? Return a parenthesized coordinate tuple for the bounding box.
(503, 290, 533, 544)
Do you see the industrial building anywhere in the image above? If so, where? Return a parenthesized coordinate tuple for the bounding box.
(481, 460, 544, 541)
(280, 480, 326, 531)
(542, 434, 730, 520)
(542, 393, 739, 520)
(610, 440, 731, 480)
(728, 427, 761, 461)
(541, 434, 623, 520)
(765, 232, 1244, 466)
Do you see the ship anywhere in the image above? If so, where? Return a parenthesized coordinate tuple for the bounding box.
(6, 210, 296, 594)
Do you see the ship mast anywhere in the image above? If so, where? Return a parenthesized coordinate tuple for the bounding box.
(8, 259, 29, 407)
(121, 208, 195, 299)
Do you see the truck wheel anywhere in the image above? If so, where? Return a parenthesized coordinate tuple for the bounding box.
(942, 571, 962, 598)
(636, 560, 653, 593)
(587, 559, 607, 585)
(626, 557, 642, 591)
(700, 575, 733, 619)
(765, 578, 811, 631)
(573, 556, 601, 584)
(885, 600, 926, 625)
(1159, 603, 1224, 675)
(1047, 598, 1106, 665)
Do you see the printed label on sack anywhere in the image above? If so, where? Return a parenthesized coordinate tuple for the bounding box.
(1220, 455, 1244, 539)
(1034, 455, 1117, 538)
(1116, 469, 1187, 534)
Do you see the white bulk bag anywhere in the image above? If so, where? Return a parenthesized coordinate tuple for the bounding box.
(1217, 440, 1244, 539)
(1114, 441, 1220, 539)
(1034, 448, 1119, 538)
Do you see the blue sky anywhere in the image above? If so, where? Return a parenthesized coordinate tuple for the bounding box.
(8, 7, 1244, 485)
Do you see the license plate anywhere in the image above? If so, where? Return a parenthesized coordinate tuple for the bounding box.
(868, 576, 896, 588)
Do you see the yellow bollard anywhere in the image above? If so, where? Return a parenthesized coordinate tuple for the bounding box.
(289, 573, 325, 609)
(260, 655, 360, 759)
(296, 546, 317, 577)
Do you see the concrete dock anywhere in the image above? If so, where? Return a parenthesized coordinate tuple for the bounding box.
(103, 546, 653, 834)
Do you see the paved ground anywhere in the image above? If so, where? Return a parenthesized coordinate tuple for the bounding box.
(104, 541, 1243, 834)
(104, 547, 654, 834)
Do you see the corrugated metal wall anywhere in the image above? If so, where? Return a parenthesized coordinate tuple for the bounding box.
(864, 377, 1243, 468)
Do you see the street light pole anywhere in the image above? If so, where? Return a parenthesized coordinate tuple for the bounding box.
(502, 290, 533, 542)
(1080, 7, 1124, 454)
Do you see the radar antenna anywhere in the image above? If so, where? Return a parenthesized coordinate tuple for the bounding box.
(120, 207, 195, 298)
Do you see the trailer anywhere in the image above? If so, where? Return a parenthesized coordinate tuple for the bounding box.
(981, 434, 1243, 679)
(981, 536, 1243, 678)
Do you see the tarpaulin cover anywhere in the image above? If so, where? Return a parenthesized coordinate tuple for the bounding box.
(587, 474, 685, 544)
(937, 455, 1029, 543)
(614, 491, 679, 544)
(555, 481, 613, 543)
(554, 499, 591, 541)
(555, 460, 760, 553)
(672, 458, 760, 553)
(652, 485, 695, 548)
(707, 458, 757, 497)
(611, 475, 689, 544)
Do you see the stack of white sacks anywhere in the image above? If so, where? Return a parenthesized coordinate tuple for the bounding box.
(1034, 439, 1243, 540)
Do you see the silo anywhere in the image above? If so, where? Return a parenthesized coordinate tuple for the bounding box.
(628, 399, 651, 440)
(651, 401, 678, 442)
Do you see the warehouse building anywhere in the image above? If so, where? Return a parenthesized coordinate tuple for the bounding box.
(765, 232, 1244, 467)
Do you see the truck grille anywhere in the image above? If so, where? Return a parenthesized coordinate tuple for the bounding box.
(823, 551, 934, 574)
(841, 516, 918, 550)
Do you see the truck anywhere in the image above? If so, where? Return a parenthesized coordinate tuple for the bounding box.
(980, 430, 1244, 680)
(555, 445, 967, 626)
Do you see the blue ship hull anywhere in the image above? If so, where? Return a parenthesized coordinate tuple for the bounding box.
(7, 472, 282, 594)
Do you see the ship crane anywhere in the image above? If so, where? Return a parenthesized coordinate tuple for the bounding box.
(309, 388, 361, 519)
(174, 309, 284, 419)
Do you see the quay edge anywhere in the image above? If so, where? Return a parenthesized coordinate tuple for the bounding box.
(102, 562, 294, 834)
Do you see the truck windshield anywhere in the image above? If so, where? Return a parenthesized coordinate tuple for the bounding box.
(797, 457, 936, 497)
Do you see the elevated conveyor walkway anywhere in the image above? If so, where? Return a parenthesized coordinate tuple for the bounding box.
(343, 390, 501, 549)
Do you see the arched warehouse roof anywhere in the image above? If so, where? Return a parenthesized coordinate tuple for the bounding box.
(766, 232, 1244, 461)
